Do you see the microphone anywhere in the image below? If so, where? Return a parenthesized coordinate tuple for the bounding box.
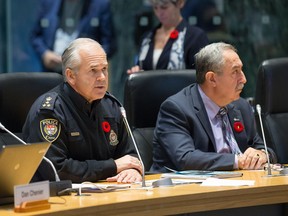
(105, 92, 146, 187)
(255, 104, 272, 176)
(0, 122, 72, 195)
(120, 107, 146, 187)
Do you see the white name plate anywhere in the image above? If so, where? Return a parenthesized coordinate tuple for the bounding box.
(14, 181, 50, 207)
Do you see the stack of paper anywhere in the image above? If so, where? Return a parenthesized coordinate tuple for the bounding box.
(161, 170, 243, 180)
(72, 182, 131, 193)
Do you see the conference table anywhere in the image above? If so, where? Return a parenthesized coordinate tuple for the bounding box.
(1, 170, 288, 216)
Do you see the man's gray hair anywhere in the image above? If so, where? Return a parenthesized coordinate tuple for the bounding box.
(195, 42, 237, 84)
(149, 0, 178, 6)
(61, 38, 102, 81)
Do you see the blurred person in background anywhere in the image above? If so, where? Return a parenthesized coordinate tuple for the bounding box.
(30, 0, 116, 73)
(181, 0, 234, 43)
(127, 0, 209, 74)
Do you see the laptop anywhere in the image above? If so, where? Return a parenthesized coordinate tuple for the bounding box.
(0, 142, 51, 205)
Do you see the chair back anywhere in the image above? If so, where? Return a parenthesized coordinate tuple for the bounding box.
(254, 57, 288, 163)
(124, 69, 196, 129)
(0, 72, 63, 134)
(124, 69, 197, 170)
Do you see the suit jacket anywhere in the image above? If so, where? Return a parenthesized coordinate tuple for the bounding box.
(137, 19, 208, 70)
(31, 0, 115, 70)
(150, 83, 277, 172)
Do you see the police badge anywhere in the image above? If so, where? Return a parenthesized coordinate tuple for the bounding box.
(109, 130, 119, 146)
(40, 119, 61, 142)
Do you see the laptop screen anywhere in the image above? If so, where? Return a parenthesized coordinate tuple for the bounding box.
(0, 142, 51, 203)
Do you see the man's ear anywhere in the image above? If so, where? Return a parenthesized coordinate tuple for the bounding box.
(177, 0, 185, 8)
(65, 68, 76, 85)
(205, 71, 217, 87)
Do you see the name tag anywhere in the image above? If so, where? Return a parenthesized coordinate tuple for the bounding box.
(14, 181, 50, 207)
(71, 132, 80, 136)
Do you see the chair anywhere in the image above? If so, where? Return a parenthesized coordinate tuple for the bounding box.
(124, 70, 197, 170)
(254, 57, 288, 164)
(0, 72, 63, 144)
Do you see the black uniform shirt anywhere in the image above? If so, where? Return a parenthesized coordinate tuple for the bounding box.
(23, 82, 136, 183)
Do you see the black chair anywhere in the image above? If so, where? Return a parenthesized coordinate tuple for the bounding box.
(254, 57, 288, 164)
(124, 70, 197, 170)
(0, 72, 63, 144)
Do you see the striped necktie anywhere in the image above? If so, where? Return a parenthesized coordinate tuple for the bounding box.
(218, 107, 242, 155)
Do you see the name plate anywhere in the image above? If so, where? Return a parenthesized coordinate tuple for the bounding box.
(14, 181, 50, 207)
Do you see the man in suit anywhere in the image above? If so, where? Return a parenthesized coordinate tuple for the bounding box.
(30, 0, 116, 73)
(150, 42, 277, 173)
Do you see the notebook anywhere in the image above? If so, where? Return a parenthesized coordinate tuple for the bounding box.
(0, 142, 51, 205)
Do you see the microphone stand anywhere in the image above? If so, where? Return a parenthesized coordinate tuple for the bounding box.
(256, 105, 272, 176)
(0, 123, 26, 145)
(104, 93, 174, 187)
(120, 107, 146, 187)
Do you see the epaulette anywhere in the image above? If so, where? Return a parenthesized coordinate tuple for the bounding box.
(40, 92, 58, 110)
(105, 92, 123, 107)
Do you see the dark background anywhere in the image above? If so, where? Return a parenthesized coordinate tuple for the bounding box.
(0, 0, 287, 102)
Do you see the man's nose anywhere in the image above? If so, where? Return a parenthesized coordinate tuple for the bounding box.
(241, 71, 247, 84)
(96, 72, 106, 81)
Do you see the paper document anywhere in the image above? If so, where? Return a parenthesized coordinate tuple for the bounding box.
(72, 182, 131, 193)
(161, 170, 243, 180)
(201, 178, 255, 186)
(142, 179, 203, 187)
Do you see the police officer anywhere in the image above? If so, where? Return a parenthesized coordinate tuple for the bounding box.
(23, 38, 142, 183)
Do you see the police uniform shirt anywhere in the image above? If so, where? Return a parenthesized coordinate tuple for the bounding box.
(22, 82, 137, 183)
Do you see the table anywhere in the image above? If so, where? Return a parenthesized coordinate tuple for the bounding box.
(1, 170, 288, 216)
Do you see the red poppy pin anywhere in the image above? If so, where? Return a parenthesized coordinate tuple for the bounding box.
(102, 121, 111, 133)
(233, 122, 244, 133)
(170, 30, 179, 39)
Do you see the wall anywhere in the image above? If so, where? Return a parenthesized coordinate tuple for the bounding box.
(0, 0, 287, 101)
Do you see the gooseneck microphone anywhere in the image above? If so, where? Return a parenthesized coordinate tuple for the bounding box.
(0, 122, 72, 195)
(120, 107, 146, 187)
(256, 104, 272, 176)
(105, 92, 146, 187)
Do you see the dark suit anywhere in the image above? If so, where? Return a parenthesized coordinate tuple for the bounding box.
(30, 0, 115, 71)
(150, 83, 277, 173)
(137, 19, 208, 70)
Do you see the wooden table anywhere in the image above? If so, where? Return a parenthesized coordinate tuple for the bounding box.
(1, 170, 288, 216)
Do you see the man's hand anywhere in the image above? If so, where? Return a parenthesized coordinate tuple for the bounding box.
(127, 65, 141, 74)
(42, 50, 62, 71)
(114, 155, 143, 174)
(238, 147, 267, 170)
(106, 169, 142, 183)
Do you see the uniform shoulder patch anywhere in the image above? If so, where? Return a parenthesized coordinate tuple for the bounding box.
(40, 93, 58, 110)
(40, 119, 61, 143)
